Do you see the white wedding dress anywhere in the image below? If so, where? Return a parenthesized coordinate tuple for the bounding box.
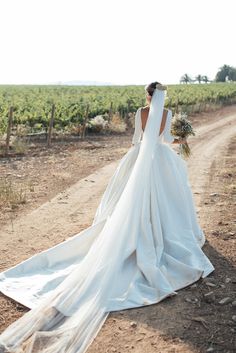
(0, 88, 214, 353)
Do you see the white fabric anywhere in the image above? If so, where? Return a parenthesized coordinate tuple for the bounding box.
(162, 109, 175, 143)
(132, 107, 174, 145)
(0, 88, 214, 353)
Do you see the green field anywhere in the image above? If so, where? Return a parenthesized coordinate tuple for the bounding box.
(0, 83, 236, 134)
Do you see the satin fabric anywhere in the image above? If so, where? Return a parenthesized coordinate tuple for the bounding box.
(0, 88, 214, 353)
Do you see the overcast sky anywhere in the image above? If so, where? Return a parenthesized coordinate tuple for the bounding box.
(0, 0, 234, 85)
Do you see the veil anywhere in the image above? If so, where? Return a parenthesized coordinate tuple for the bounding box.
(0, 86, 167, 353)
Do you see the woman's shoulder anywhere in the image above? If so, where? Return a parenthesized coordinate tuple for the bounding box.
(140, 106, 149, 113)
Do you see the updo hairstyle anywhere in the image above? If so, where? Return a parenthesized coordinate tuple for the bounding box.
(144, 81, 162, 96)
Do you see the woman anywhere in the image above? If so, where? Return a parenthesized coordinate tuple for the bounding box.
(0, 83, 214, 353)
(132, 81, 187, 147)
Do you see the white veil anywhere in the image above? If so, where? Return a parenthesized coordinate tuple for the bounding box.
(0, 86, 167, 353)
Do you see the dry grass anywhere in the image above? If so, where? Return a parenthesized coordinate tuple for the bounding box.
(11, 138, 29, 155)
(0, 136, 29, 157)
(108, 114, 127, 133)
(0, 177, 28, 210)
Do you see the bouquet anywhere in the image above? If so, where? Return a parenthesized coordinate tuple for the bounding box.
(170, 112, 195, 158)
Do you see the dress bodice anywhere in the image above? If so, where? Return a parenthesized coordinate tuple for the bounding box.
(132, 107, 174, 145)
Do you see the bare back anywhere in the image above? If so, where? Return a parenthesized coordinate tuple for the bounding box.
(141, 107, 168, 135)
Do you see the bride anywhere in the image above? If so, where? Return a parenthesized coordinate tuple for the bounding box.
(0, 82, 214, 353)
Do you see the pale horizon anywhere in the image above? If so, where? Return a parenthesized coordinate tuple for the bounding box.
(0, 0, 235, 86)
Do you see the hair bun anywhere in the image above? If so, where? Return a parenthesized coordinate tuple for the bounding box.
(155, 83, 167, 91)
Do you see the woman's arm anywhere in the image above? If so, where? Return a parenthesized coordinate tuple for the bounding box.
(162, 110, 175, 143)
(163, 110, 187, 144)
(131, 108, 142, 146)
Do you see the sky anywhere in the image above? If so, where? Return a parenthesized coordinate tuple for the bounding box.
(0, 0, 235, 85)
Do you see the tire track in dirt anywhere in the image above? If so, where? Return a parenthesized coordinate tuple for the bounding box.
(188, 112, 236, 209)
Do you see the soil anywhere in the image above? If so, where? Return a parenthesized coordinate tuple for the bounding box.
(0, 104, 236, 353)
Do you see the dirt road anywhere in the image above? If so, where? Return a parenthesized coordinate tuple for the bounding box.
(0, 106, 236, 352)
(189, 111, 236, 205)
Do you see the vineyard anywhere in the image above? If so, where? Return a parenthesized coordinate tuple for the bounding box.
(0, 82, 236, 142)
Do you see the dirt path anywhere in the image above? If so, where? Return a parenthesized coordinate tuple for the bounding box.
(0, 107, 236, 352)
(0, 160, 119, 271)
(189, 112, 236, 206)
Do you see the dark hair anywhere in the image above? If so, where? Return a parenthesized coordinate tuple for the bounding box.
(145, 81, 161, 96)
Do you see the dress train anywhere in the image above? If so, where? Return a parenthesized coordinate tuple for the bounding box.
(0, 95, 214, 352)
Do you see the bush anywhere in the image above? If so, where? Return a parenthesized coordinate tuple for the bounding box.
(107, 114, 127, 133)
(87, 115, 108, 133)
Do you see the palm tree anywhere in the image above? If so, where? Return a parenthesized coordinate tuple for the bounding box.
(180, 74, 192, 84)
(202, 75, 210, 83)
(195, 74, 202, 84)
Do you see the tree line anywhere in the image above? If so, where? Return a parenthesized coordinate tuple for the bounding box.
(180, 64, 236, 84)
